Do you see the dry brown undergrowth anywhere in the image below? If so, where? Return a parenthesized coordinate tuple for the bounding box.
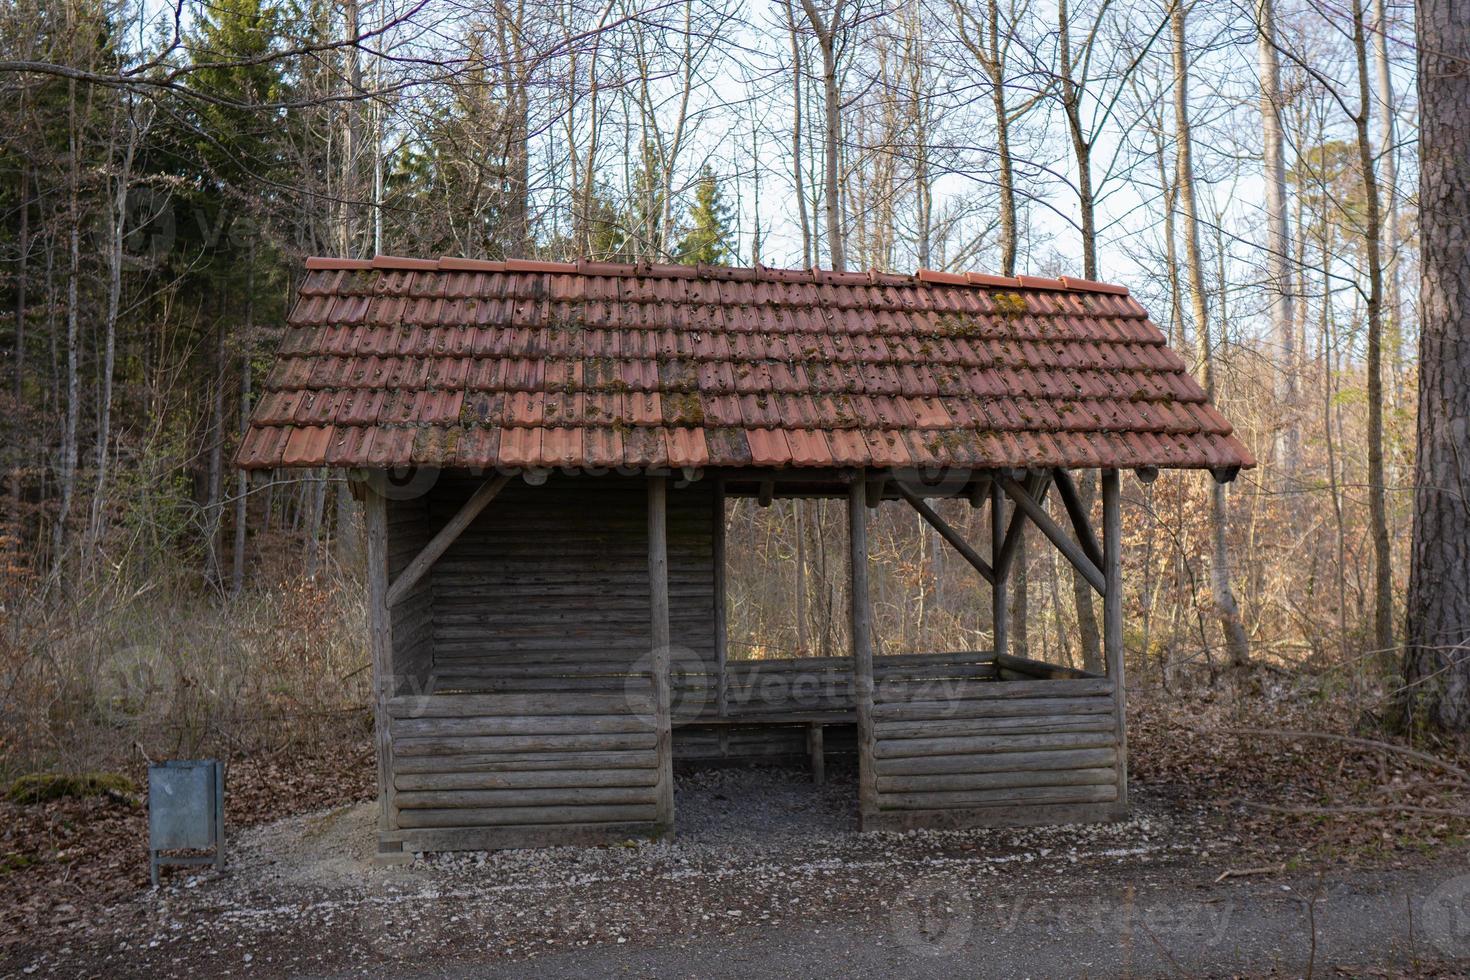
(2, 572, 1468, 949)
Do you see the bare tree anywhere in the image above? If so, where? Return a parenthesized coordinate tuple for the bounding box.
(798, 0, 854, 270)
(1255, 0, 1297, 480)
(1170, 0, 1248, 667)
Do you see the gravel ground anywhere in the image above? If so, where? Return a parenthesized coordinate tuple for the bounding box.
(5, 766, 1467, 979)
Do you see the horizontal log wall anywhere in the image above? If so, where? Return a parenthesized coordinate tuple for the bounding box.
(384, 475, 714, 850)
(671, 651, 997, 766)
(426, 475, 715, 692)
(387, 495, 434, 694)
(671, 651, 998, 725)
(386, 692, 659, 848)
(868, 670, 1124, 830)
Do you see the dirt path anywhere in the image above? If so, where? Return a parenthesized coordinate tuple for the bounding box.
(5, 768, 1469, 979)
(359, 866, 1470, 979)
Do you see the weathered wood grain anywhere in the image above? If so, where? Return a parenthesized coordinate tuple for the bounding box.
(395, 803, 658, 829)
(874, 746, 1117, 779)
(849, 479, 878, 826)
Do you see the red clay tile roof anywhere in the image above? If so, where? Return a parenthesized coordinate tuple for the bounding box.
(237, 256, 1255, 473)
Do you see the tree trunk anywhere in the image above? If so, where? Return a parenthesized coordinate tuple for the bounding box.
(206, 313, 225, 585)
(1057, 0, 1096, 280)
(53, 77, 81, 573)
(1255, 0, 1297, 479)
(801, 0, 846, 271)
(13, 163, 27, 403)
(1350, 0, 1394, 665)
(88, 103, 140, 555)
(1055, 0, 1103, 668)
(1372, 0, 1403, 390)
(1172, 0, 1248, 667)
(232, 245, 255, 596)
(1400, 0, 1470, 731)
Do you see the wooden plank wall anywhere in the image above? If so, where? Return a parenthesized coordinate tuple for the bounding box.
(868, 663, 1123, 830)
(379, 473, 1126, 846)
(386, 494, 434, 694)
(424, 475, 715, 692)
(670, 652, 998, 765)
(383, 474, 714, 850)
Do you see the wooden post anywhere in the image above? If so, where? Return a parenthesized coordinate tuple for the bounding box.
(1102, 468, 1128, 809)
(363, 483, 401, 854)
(848, 477, 877, 827)
(991, 478, 1008, 659)
(807, 723, 825, 785)
(713, 477, 729, 758)
(648, 476, 675, 836)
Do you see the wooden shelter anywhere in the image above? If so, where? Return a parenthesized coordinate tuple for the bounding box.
(238, 256, 1253, 858)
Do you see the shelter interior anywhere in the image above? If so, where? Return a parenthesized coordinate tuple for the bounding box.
(366, 463, 1130, 856)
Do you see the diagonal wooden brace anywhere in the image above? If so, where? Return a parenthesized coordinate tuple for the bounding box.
(894, 482, 995, 584)
(995, 470, 1051, 578)
(385, 474, 512, 608)
(1052, 468, 1105, 572)
(999, 473, 1105, 595)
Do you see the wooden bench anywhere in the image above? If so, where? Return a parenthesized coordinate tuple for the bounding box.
(683, 711, 856, 784)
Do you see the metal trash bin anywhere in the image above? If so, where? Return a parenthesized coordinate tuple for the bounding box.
(148, 760, 225, 886)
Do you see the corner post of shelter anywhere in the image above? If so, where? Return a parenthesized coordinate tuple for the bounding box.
(990, 477, 1008, 659)
(361, 481, 401, 855)
(847, 475, 877, 828)
(1101, 467, 1128, 811)
(647, 474, 675, 837)
(712, 476, 728, 724)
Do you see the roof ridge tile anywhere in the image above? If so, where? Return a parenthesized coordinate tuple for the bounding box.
(506, 258, 576, 274)
(371, 255, 439, 270)
(439, 257, 506, 272)
(1059, 275, 1129, 296)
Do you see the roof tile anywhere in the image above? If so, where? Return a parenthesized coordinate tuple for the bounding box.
(240, 258, 1252, 474)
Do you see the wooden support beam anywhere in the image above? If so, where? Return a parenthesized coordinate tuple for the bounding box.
(712, 478, 728, 725)
(1102, 468, 1128, 809)
(990, 479, 1008, 659)
(807, 723, 825, 785)
(647, 477, 675, 836)
(363, 486, 398, 840)
(848, 478, 877, 828)
(1052, 468, 1105, 572)
(864, 475, 886, 509)
(385, 474, 511, 608)
(967, 473, 993, 508)
(894, 483, 995, 584)
(999, 473, 1105, 595)
(999, 476, 1105, 599)
(995, 470, 1050, 577)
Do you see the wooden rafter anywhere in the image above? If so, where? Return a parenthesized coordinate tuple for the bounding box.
(893, 483, 995, 584)
(995, 470, 1051, 577)
(384, 474, 512, 608)
(998, 473, 1105, 595)
(1052, 468, 1105, 571)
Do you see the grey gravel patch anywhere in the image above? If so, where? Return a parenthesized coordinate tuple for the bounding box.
(674, 766, 858, 842)
(8, 767, 1253, 979)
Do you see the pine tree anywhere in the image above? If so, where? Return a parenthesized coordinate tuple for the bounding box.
(674, 166, 735, 266)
